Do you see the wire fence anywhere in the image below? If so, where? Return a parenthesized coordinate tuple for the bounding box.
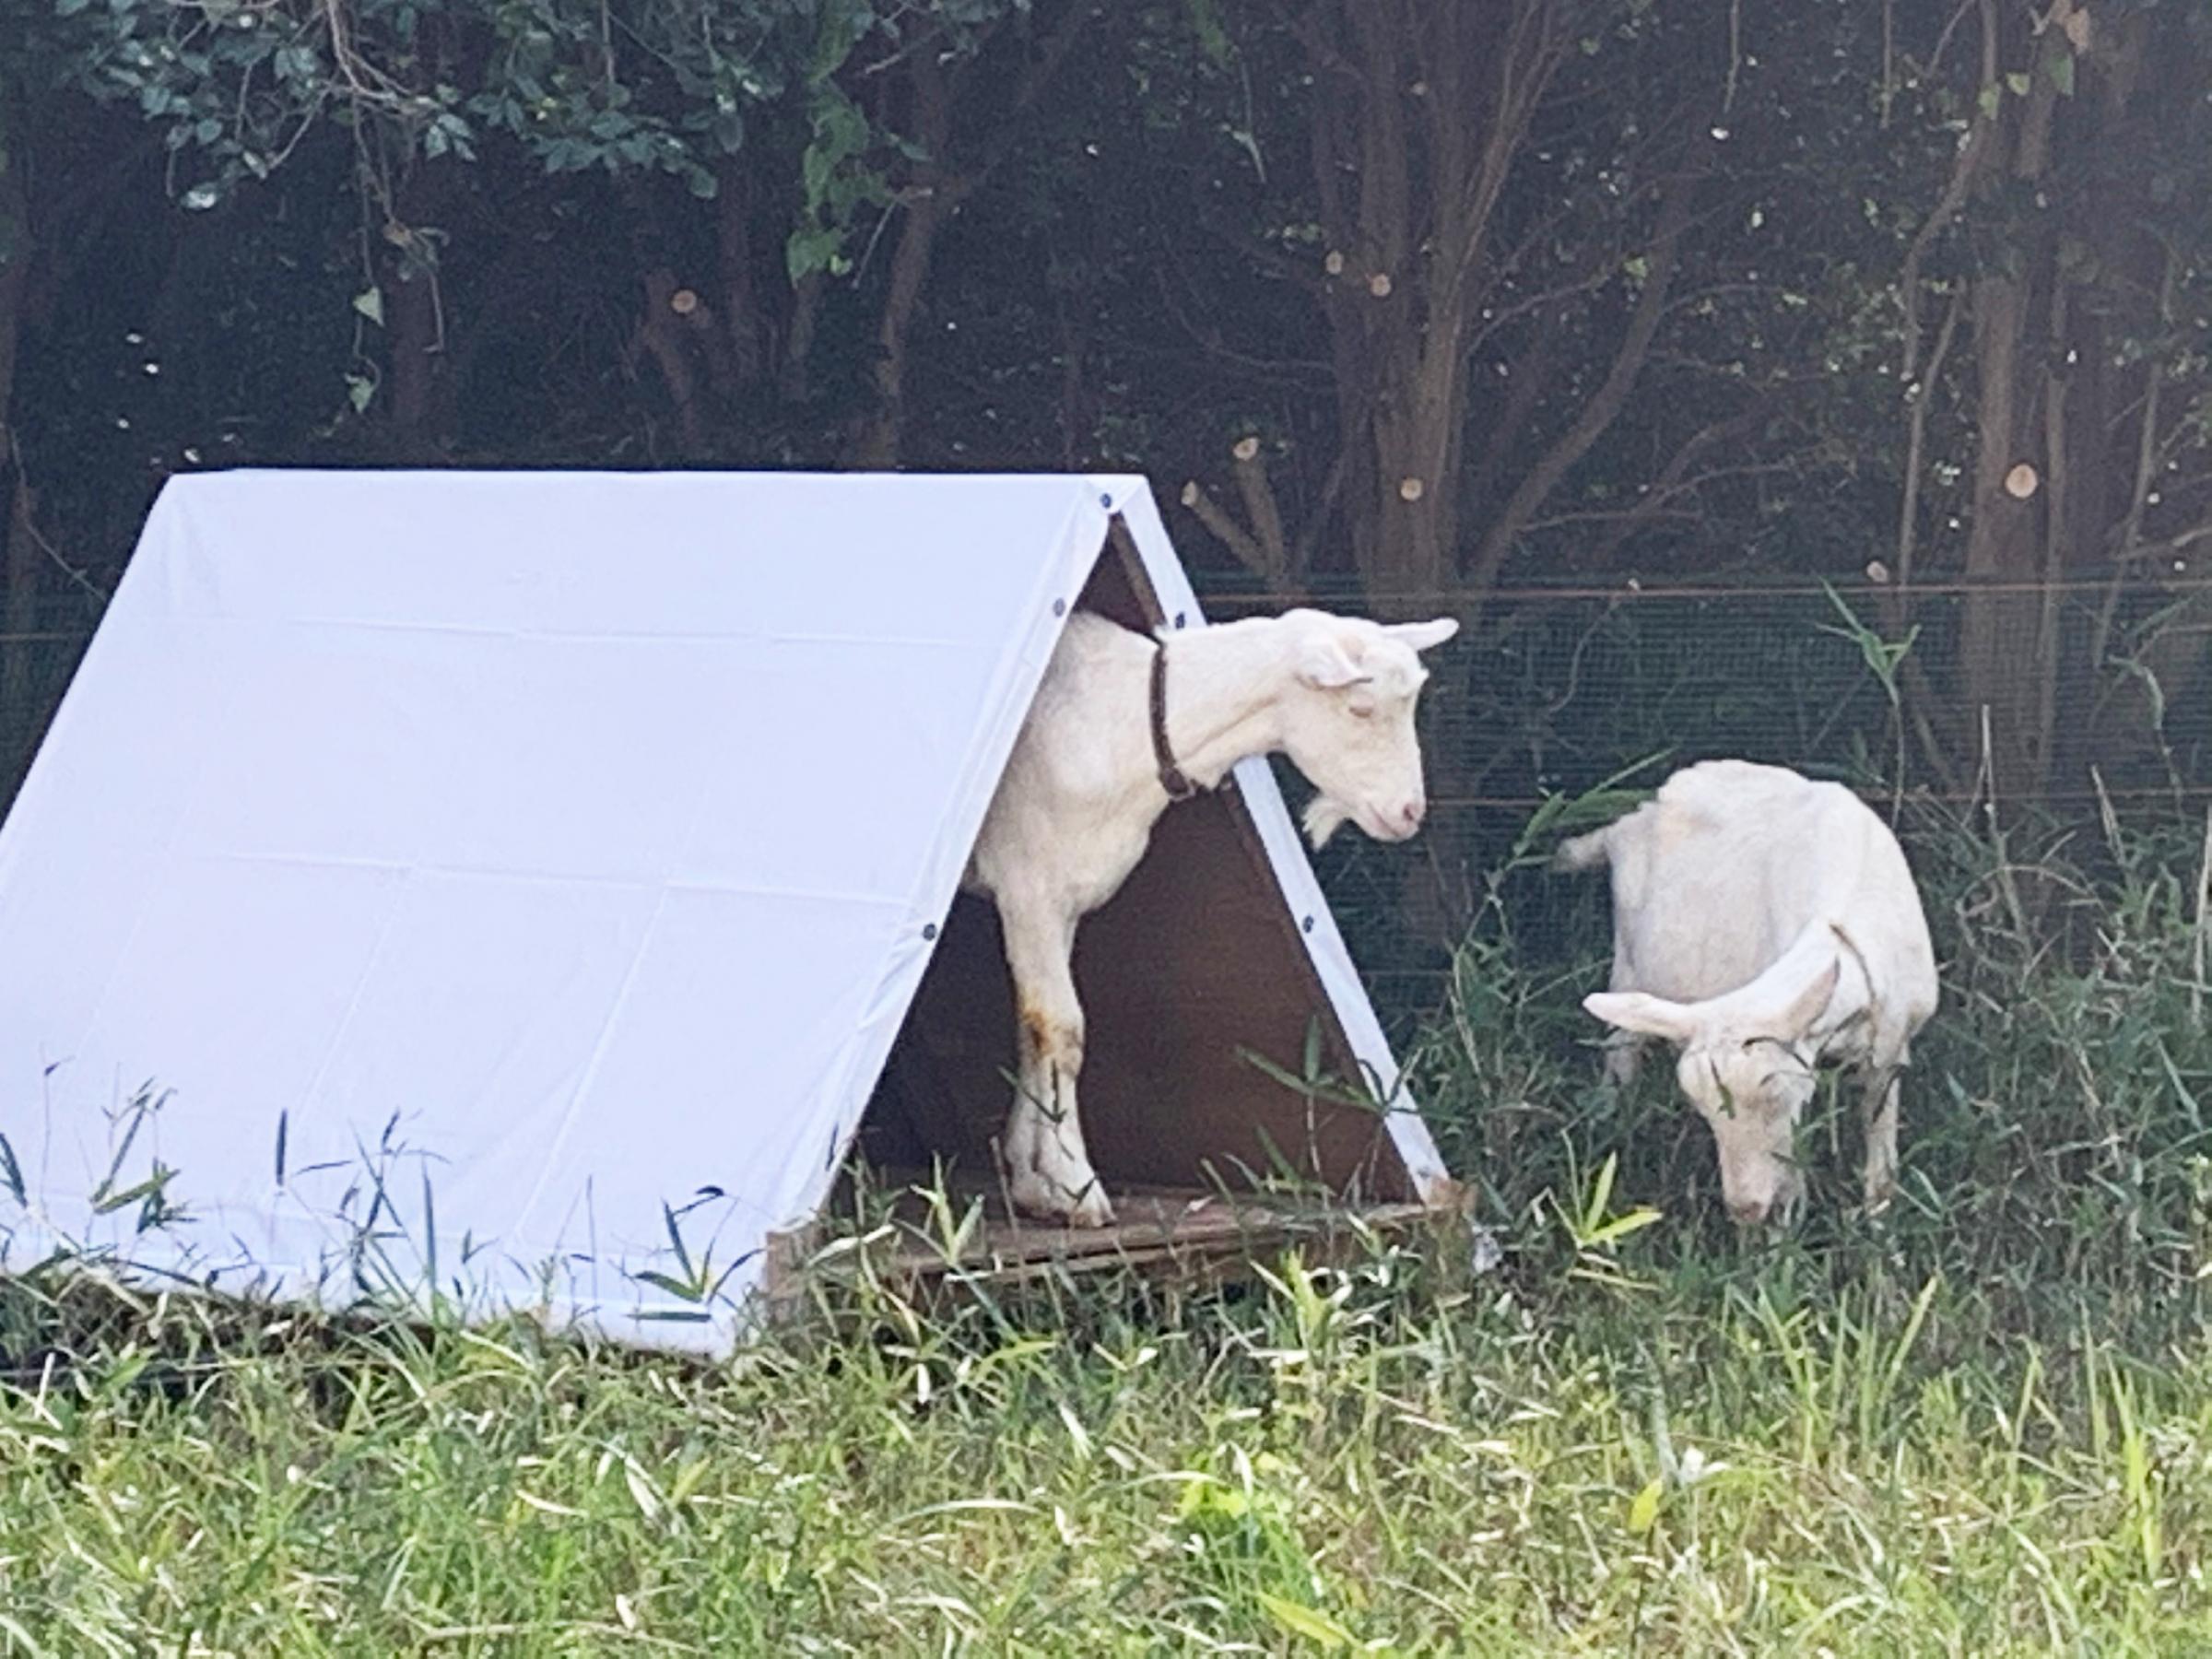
(3, 570, 2206, 1028)
(0, 598, 103, 810)
(1199, 574, 2212, 1021)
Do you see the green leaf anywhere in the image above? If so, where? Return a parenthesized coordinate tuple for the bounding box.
(802, 142, 834, 206)
(1187, 0, 1232, 66)
(661, 1199, 697, 1281)
(806, 1, 864, 88)
(2048, 49, 2077, 98)
(345, 373, 376, 414)
(1628, 1477, 1664, 1534)
(1977, 84, 2002, 122)
(785, 225, 841, 285)
(812, 88, 869, 162)
(1256, 1594, 1352, 1650)
(93, 1170, 173, 1216)
(0, 1133, 25, 1207)
(1583, 1206, 1664, 1248)
(352, 287, 384, 326)
(1583, 1151, 1618, 1234)
(2006, 71, 2031, 97)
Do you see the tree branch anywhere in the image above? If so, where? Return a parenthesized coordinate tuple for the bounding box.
(1290, 442, 1350, 577)
(1449, 2, 1559, 297)
(1893, 284, 1963, 613)
(1230, 435, 1288, 577)
(1895, 0, 2000, 420)
(1580, 410, 1776, 567)
(1180, 478, 1272, 579)
(942, 1, 1098, 204)
(1467, 162, 1700, 587)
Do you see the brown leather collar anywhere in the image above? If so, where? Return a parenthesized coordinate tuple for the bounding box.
(1149, 641, 1196, 801)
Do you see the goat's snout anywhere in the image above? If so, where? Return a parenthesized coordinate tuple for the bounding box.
(1396, 796, 1426, 833)
(1725, 1196, 1771, 1227)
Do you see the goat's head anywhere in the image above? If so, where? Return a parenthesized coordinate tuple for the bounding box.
(1277, 610, 1459, 849)
(1583, 955, 1841, 1228)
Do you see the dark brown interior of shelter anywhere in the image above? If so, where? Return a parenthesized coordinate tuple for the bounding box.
(851, 521, 1417, 1213)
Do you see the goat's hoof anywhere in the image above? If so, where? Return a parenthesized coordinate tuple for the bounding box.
(1007, 1169, 1115, 1229)
(1065, 1187, 1115, 1229)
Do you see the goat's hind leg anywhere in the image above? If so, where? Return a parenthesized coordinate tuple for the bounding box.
(995, 896, 1113, 1228)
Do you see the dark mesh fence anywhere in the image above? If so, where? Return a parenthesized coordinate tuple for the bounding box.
(5, 569, 2208, 1034)
(0, 594, 105, 808)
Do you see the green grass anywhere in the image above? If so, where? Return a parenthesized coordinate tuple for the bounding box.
(5, 803, 2212, 1654)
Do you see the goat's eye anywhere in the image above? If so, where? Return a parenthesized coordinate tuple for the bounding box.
(1347, 702, 1376, 721)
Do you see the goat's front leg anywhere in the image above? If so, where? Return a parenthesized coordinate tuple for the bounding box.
(1861, 1064, 1901, 1213)
(1600, 943, 1644, 1088)
(1600, 1031, 1645, 1088)
(995, 897, 1112, 1228)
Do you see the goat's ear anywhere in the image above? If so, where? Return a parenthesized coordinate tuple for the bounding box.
(1770, 956, 1841, 1039)
(1295, 631, 1372, 689)
(1387, 617, 1460, 653)
(1583, 990, 1701, 1045)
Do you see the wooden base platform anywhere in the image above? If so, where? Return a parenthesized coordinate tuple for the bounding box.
(762, 1165, 1451, 1306)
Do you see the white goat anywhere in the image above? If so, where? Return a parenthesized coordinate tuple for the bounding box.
(963, 606, 1458, 1226)
(1553, 759, 1937, 1225)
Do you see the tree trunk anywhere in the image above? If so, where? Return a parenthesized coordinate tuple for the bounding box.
(635, 265, 712, 460)
(372, 163, 455, 459)
(853, 51, 955, 470)
(780, 271, 824, 409)
(382, 250, 444, 454)
(1353, 320, 1466, 606)
(1953, 10, 2135, 801)
(1958, 265, 2041, 793)
(715, 159, 766, 392)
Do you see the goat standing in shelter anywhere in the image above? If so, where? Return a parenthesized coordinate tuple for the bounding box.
(964, 606, 1458, 1227)
(1554, 759, 1938, 1226)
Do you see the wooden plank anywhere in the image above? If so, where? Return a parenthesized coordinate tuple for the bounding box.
(769, 1164, 1454, 1305)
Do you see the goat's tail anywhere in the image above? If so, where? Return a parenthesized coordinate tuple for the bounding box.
(1550, 826, 1614, 874)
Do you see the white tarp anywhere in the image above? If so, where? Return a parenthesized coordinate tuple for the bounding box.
(0, 468, 1439, 1353)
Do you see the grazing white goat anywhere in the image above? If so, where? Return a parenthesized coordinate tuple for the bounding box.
(1553, 759, 1937, 1225)
(963, 606, 1458, 1226)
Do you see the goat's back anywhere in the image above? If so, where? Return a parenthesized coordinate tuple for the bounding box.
(1598, 760, 1931, 1012)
